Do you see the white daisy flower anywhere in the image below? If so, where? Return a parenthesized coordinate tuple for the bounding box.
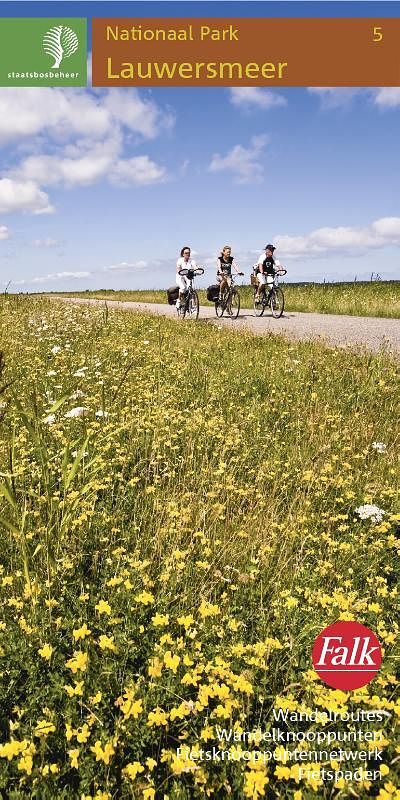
(372, 442, 387, 453)
(355, 504, 385, 523)
(64, 406, 88, 419)
(70, 389, 85, 400)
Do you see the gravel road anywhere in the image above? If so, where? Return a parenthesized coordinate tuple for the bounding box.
(53, 297, 400, 355)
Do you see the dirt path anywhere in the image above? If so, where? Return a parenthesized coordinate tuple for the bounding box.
(53, 297, 400, 354)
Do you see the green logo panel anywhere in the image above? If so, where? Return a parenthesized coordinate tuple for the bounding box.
(0, 18, 87, 86)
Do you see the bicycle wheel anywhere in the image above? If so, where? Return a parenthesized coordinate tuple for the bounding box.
(253, 287, 265, 317)
(215, 295, 225, 318)
(270, 287, 285, 318)
(228, 289, 240, 318)
(188, 290, 199, 320)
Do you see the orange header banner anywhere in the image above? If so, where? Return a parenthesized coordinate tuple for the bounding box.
(92, 17, 400, 87)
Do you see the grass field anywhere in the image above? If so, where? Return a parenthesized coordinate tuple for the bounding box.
(0, 295, 399, 799)
(53, 280, 400, 319)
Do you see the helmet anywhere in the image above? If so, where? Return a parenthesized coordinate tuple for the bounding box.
(265, 243, 276, 251)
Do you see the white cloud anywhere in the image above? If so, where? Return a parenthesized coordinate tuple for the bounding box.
(0, 86, 171, 211)
(0, 88, 109, 143)
(0, 179, 54, 215)
(103, 88, 174, 138)
(12, 128, 166, 189)
(104, 260, 148, 272)
(371, 216, 400, 238)
(0, 86, 172, 144)
(32, 238, 58, 247)
(0, 225, 9, 240)
(229, 87, 287, 109)
(373, 88, 400, 108)
(110, 156, 167, 186)
(208, 134, 268, 184)
(274, 216, 400, 258)
(15, 270, 90, 285)
(13, 133, 120, 187)
(308, 87, 400, 110)
(307, 87, 361, 108)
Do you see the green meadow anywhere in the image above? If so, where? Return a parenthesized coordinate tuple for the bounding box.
(53, 280, 400, 319)
(0, 295, 398, 799)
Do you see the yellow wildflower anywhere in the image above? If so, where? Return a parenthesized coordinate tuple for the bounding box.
(64, 681, 84, 697)
(42, 763, 59, 775)
(38, 643, 53, 661)
(72, 623, 91, 641)
(124, 761, 144, 780)
(66, 650, 88, 673)
(163, 650, 180, 673)
(90, 740, 115, 764)
(135, 591, 154, 605)
(95, 600, 112, 615)
(275, 765, 291, 779)
(98, 634, 118, 652)
(17, 754, 33, 774)
(147, 708, 168, 727)
(0, 739, 31, 760)
(76, 724, 91, 744)
(118, 688, 143, 719)
(177, 614, 194, 628)
(68, 748, 80, 769)
(152, 613, 169, 626)
(243, 767, 269, 798)
(148, 657, 163, 678)
(198, 601, 220, 618)
(159, 632, 174, 645)
(65, 723, 73, 742)
(34, 720, 56, 737)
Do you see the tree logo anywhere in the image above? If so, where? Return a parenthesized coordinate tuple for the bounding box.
(43, 25, 79, 69)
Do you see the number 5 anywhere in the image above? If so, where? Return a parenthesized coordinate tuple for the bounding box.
(373, 26, 383, 42)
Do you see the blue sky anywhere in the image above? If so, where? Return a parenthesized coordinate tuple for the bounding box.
(0, 1, 399, 290)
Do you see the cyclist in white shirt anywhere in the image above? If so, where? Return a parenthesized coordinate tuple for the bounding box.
(176, 246, 197, 309)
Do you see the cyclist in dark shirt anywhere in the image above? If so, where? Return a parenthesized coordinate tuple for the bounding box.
(255, 244, 281, 300)
(217, 245, 241, 300)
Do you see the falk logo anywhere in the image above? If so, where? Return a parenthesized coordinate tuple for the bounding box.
(43, 25, 79, 69)
(312, 620, 382, 690)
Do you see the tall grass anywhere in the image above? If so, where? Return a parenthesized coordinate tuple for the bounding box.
(0, 295, 398, 798)
(51, 280, 400, 318)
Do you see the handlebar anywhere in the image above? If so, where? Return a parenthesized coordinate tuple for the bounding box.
(178, 267, 204, 277)
(252, 265, 287, 276)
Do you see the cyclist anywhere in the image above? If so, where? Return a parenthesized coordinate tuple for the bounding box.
(176, 246, 197, 310)
(254, 244, 282, 301)
(217, 245, 241, 300)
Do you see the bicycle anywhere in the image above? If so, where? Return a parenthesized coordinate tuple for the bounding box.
(177, 267, 204, 320)
(215, 271, 244, 319)
(252, 268, 286, 318)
